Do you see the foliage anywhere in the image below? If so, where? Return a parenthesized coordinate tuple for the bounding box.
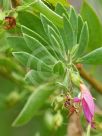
(81, 0, 102, 51)
(0, 0, 102, 136)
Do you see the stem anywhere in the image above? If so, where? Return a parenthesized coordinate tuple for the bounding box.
(67, 113, 83, 136)
(76, 64, 102, 94)
(86, 124, 91, 136)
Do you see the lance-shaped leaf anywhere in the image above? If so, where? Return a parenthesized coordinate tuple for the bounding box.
(55, 3, 69, 18)
(18, 11, 47, 41)
(45, 0, 69, 7)
(31, 0, 63, 27)
(25, 70, 53, 86)
(21, 25, 57, 58)
(77, 15, 84, 42)
(13, 52, 52, 72)
(76, 22, 89, 56)
(53, 61, 65, 76)
(40, 14, 60, 35)
(69, 6, 78, 45)
(48, 26, 65, 60)
(21, 25, 49, 47)
(23, 34, 56, 65)
(80, 47, 102, 64)
(63, 15, 74, 51)
(81, 1, 102, 51)
(12, 83, 56, 126)
(41, 14, 65, 55)
(7, 36, 30, 52)
(57, 72, 69, 90)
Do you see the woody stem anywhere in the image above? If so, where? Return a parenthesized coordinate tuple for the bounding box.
(76, 64, 102, 94)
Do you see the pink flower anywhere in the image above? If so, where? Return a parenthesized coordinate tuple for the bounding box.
(73, 84, 95, 127)
(80, 84, 95, 127)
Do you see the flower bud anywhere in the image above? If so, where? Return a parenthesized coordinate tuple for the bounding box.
(44, 111, 54, 130)
(6, 91, 20, 107)
(53, 111, 63, 129)
(44, 111, 63, 130)
(71, 72, 81, 87)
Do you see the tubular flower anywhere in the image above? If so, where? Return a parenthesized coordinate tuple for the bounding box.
(80, 84, 95, 127)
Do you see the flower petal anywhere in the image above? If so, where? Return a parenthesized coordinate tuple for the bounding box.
(80, 84, 95, 116)
(82, 98, 93, 123)
(73, 97, 81, 103)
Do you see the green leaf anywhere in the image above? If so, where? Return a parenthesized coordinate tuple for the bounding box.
(80, 47, 102, 64)
(63, 15, 74, 51)
(57, 73, 69, 90)
(41, 14, 65, 56)
(7, 36, 30, 52)
(48, 26, 65, 60)
(25, 70, 53, 85)
(76, 22, 89, 56)
(92, 0, 102, 20)
(40, 14, 60, 35)
(69, 6, 78, 45)
(13, 51, 52, 72)
(71, 44, 79, 59)
(49, 25, 65, 54)
(18, 11, 47, 41)
(12, 83, 56, 126)
(45, 0, 69, 7)
(81, 1, 102, 51)
(77, 15, 84, 42)
(32, 0, 63, 27)
(41, 14, 64, 54)
(55, 3, 69, 18)
(21, 25, 49, 47)
(23, 34, 56, 65)
(21, 25, 57, 58)
(17, 0, 63, 27)
(53, 61, 65, 76)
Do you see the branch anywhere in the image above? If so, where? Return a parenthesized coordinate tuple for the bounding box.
(76, 64, 102, 94)
(67, 112, 83, 136)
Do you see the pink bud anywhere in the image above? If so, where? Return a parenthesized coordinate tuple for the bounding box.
(80, 84, 95, 127)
